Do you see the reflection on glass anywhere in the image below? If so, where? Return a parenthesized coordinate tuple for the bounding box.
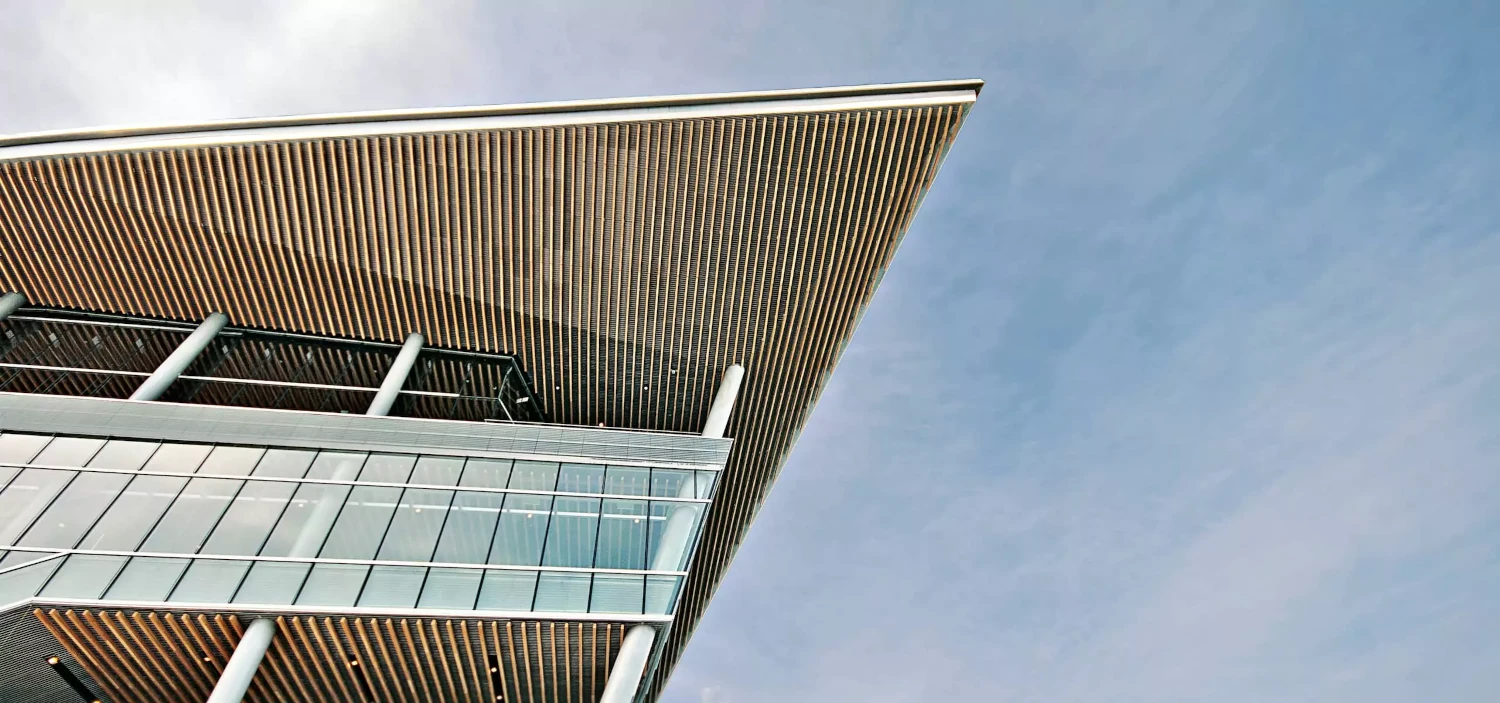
(16, 471, 130, 549)
(106, 557, 189, 601)
(171, 559, 251, 603)
(77, 475, 187, 550)
(358, 565, 424, 608)
(557, 463, 604, 494)
(542, 497, 600, 568)
(0, 468, 77, 544)
(376, 489, 453, 561)
(645, 575, 681, 615)
(418, 568, 481, 609)
(140, 478, 242, 553)
(141, 443, 213, 473)
(476, 570, 537, 611)
(320, 486, 401, 559)
(297, 563, 369, 606)
(233, 561, 309, 605)
(259, 482, 353, 557)
(411, 456, 463, 486)
(648, 501, 704, 572)
(32, 436, 104, 467)
(590, 574, 644, 614)
(197, 446, 265, 476)
(86, 440, 160, 471)
(432, 492, 503, 564)
(532, 571, 589, 613)
(40, 554, 127, 599)
(695, 471, 718, 500)
(357, 454, 415, 483)
(201, 481, 297, 555)
(0, 433, 51, 465)
(595, 499, 648, 570)
(0, 556, 62, 606)
(507, 461, 558, 491)
(459, 458, 512, 489)
(305, 451, 367, 480)
(489, 495, 551, 566)
(250, 448, 317, 479)
(650, 468, 694, 499)
(604, 466, 651, 496)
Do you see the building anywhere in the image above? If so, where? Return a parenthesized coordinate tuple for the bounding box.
(0, 80, 979, 703)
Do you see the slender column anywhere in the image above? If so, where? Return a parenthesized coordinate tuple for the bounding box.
(129, 312, 228, 401)
(0, 292, 25, 323)
(599, 625, 658, 703)
(700, 364, 745, 439)
(206, 618, 275, 703)
(365, 332, 424, 416)
(208, 330, 422, 703)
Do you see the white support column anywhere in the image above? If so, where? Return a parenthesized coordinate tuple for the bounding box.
(129, 312, 228, 401)
(206, 618, 275, 703)
(700, 364, 745, 439)
(600, 625, 658, 703)
(366, 332, 424, 416)
(208, 329, 422, 703)
(0, 292, 24, 323)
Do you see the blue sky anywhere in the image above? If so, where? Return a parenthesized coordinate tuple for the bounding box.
(4, 2, 1499, 701)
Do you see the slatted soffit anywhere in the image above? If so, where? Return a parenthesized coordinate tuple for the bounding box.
(0, 80, 980, 698)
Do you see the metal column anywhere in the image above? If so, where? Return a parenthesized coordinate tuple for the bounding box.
(599, 625, 658, 703)
(206, 329, 426, 703)
(0, 292, 24, 323)
(129, 312, 228, 401)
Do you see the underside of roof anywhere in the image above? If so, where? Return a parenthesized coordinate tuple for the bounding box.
(0, 80, 979, 700)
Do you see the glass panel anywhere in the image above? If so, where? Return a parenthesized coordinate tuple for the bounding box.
(410, 456, 463, 486)
(40, 554, 127, 599)
(418, 568, 481, 609)
(476, 570, 537, 611)
(645, 575, 682, 615)
(233, 561, 310, 605)
(250, 448, 317, 478)
(695, 471, 718, 500)
(201, 480, 297, 555)
(459, 458, 512, 489)
(590, 574, 644, 614)
(0, 433, 51, 464)
(140, 478, 243, 553)
(357, 453, 415, 483)
(305, 451, 367, 481)
(650, 468, 695, 499)
(105, 557, 189, 600)
(0, 549, 58, 570)
(259, 483, 353, 557)
(0, 555, 62, 606)
(171, 559, 250, 603)
(375, 489, 454, 561)
(603, 466, 651, 496)
(141, 442, 213, 473)
(432, 491, 503, 564)
(541, 497, 600, 568)
(77, 475, 186, 550)
(32, 436, 105, 467)
(197, 446, 265, 476)
(0, 468, 76, 544)
(296, 563, 368, 606)
(532, 571, 589, 613)
(594, 499, 648, 570)
(507, 460, 558, 491)
(358, 565, 425, 608)
(85, 439, 160, 471)
(16, 471, 130, 548)
(319, 486, 401, 559)
(648, 501, 704, 572)
(556, 463, 604, 494)
(488, 495, 552, 566)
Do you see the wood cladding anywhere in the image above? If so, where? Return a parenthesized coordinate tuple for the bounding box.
(0, 92, 974, 699)
(36, 608, 633, 703)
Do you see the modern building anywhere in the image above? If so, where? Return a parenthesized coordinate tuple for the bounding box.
(0, 80, 978, 703)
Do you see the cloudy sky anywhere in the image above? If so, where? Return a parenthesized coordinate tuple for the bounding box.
(5, 2, 1499, 701)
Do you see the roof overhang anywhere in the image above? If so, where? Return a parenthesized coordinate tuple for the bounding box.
(0, 80, 979, 699)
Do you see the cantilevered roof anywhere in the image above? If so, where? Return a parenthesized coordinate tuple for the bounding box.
(0, 79, 980, 700)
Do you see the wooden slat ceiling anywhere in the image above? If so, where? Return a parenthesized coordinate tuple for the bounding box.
(0, 82, 979, 700)
(36, 607, 636, 703)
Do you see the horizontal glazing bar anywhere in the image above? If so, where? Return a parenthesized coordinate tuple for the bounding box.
(25, 598, 676, 623)
(0, 462, 716, 502)
(0, 546, 690, 576)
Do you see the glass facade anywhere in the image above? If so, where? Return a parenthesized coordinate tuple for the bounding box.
(0, 309, 545, 422)
(0, 431, 717, 616)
